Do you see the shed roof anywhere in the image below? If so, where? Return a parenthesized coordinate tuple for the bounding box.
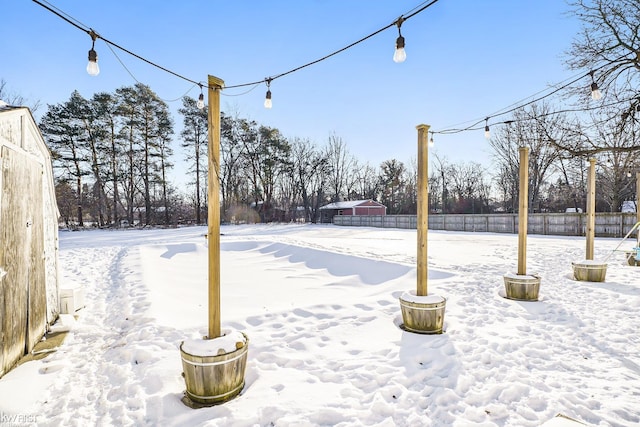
(319, 199, 384, 210)
(0, 100, 20, 111)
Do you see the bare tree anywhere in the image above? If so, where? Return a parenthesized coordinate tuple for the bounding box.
(490, 103, 565, 212)
(325, 134, 355, 202)
(430, 152, 453, 214)
(449, 161, 490, 213)
(567, 0, 640, 107)
(289, 138, 328, 222)
(220, 113, 255, 222)
(351, 161, 379, 201)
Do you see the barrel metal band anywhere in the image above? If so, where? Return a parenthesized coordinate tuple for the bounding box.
(181, 347, 247, 367)
(399, 303, 445, 311)
(186, 381, 245, 400)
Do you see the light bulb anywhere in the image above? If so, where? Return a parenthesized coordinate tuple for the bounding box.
(393, 36, 406, 63)
(429, 137, 434, 147)
(197, 93, 205, 109)
(590, 82, 602, 100)
(264, 90, 272, 109)
(87, 48, 99, 76)
(627, 171, 633, 178)
(484, 125, 490, 139)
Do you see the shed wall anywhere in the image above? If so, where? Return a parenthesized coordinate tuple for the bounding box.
(0, 108, 58, 378)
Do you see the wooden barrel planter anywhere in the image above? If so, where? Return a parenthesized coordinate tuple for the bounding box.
(572, 260, 607, 282)
(180, 331, 249, 406)
(399, 291, 446, 334)
(503, 273, 540, 301)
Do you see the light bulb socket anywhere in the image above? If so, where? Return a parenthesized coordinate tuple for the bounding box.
(396, 35, 405, 50)
(88, 48, 98, 62)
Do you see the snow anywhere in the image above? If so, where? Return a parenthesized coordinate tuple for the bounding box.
(399, 291, 446, 304)
(571, 260, 608, 266)
(503, 272, 540, 280)
(47, 314, 76, 334)
(1, 223, 639, 426)
(181, 330, 247, 356)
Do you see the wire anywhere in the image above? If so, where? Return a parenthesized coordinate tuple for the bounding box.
(105, 42, 141, 84)
(439, 95, 638, 136)
(225, 24, 394, 90)
(104, 42, 199, 103)
(221, 83, 262, 97)
(432, 52, 635, 135)
(33, 0, 88, 33)
(226, 0, 440, 89)
(401, 0, 436, 18)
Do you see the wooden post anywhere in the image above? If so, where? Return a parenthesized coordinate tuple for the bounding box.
(416, 124, 430, 296)
(207, 75, 224, 340)
(517, 147, 529, 275)
(636, 172, 640, 224)
(586, 158, 596, 260)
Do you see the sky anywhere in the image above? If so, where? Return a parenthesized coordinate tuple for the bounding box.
(0, 224, 638, 426)
(1, 1, 584, 191)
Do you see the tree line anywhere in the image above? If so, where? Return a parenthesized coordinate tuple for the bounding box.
(40, 85, 638, 229)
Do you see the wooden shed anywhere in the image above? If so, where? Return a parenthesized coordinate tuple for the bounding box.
(0, 102, 59, 378)
(319, 199, 387, 223)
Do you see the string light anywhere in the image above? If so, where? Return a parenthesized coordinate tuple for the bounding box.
(33, 0, 441, 105)
(34, 0, 630, 125)
(87, 30, 99, 76)
(484, 118, 490, 139)
(393, 17, 406, 63)
(429, 133, 435, 147)
(264, 79, 272, 109)
(197, 84, 205, 109)
(432, 53, 635, 138)
(589, 70, 602, 100)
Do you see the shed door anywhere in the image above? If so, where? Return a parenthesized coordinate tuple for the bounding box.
(0, 145, 45, 376)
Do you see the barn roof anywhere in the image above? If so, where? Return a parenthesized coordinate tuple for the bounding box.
(319, 199, 384, 210)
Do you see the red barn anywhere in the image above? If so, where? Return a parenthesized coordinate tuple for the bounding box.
(319, 199, 386, 223)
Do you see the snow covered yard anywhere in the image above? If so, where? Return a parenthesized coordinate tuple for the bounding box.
(1, 223, 638, 426)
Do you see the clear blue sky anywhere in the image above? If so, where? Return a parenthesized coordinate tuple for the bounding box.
(2, 0, 582, 190)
